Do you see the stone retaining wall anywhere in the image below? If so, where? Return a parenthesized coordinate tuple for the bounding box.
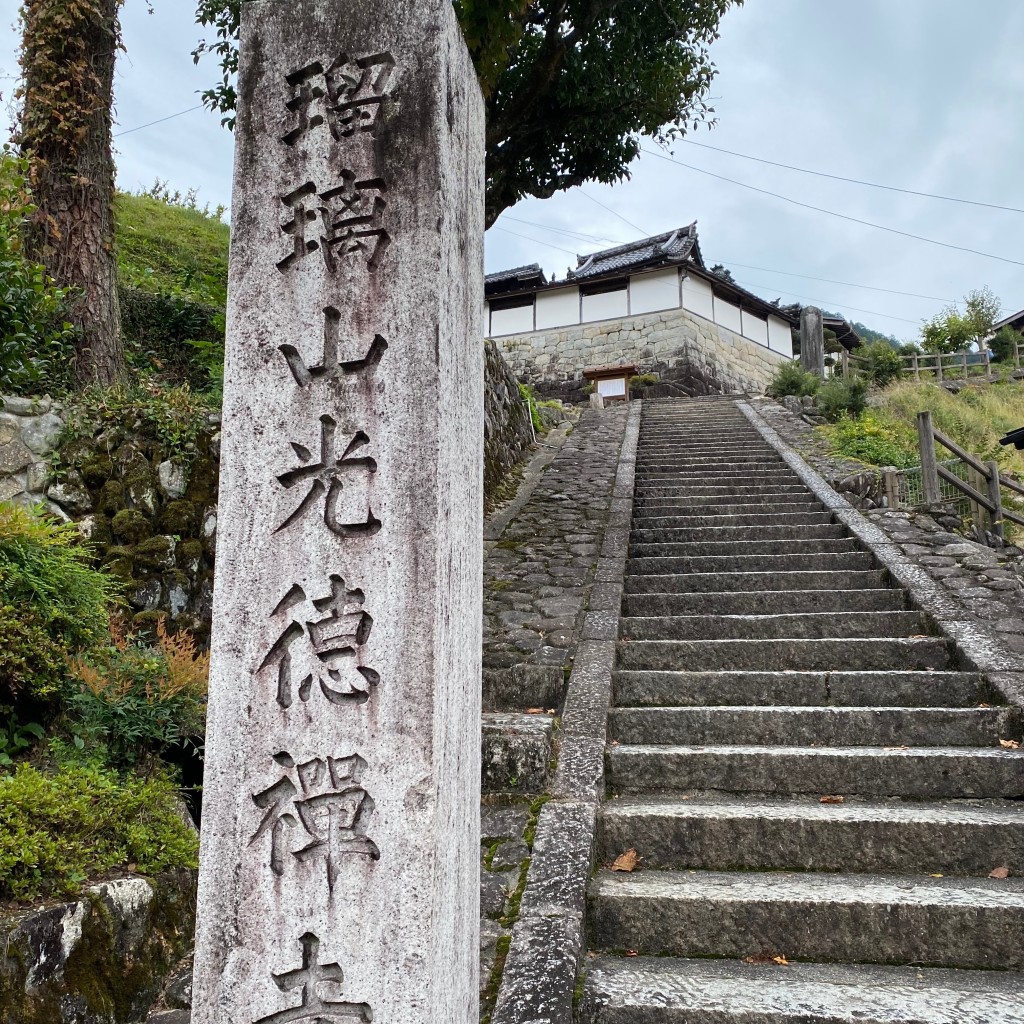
(497, 306, 788, 403)
(484, 338, 535, 497)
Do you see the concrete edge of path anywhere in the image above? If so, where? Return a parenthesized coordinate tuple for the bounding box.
(738, 401, 1024, 705)
(490, 401, 641, 1024)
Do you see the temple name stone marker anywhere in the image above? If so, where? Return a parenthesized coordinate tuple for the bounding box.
(800, 306, 825, 377)
(191, 3, 484, 1022)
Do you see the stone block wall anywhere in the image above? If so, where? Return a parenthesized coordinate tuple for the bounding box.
(484, 338, 534, 497)
(496, 306, 788, 402)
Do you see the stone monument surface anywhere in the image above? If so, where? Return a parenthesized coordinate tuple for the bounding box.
(800, 305, 825, 377)
(191, 2, 485, 1022)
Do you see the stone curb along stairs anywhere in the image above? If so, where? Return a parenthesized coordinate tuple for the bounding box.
(577, 397, 1024, 1024)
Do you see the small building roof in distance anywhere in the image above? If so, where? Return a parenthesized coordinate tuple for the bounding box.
(583, 363, 639, 380)
(569, 224, 702, 281)
(823, 316, 863, 352)
(994, 308, 1024, 333)
(485, 264, 548, 296)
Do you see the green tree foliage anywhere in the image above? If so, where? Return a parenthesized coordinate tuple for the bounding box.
(0, 150, 75, 394)
(858, 340, 904, 388)
(922, 287, 1001, 355)
(990, 325, 1023, 364)
(192, 0, 741, 226)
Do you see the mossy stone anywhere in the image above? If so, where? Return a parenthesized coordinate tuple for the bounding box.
(186, 447, 219, 505)
(159, 499, 197, 536)
(136, 536, 175, 570)
(97, 480, 126, 515)
(112, 509, 152, 544)
(81, 455, 115, 488)
(101, 545, 136, 582)
(177, 539, 204, 569)
(132, 610, 164, 635)
(85, 515, 113, 548)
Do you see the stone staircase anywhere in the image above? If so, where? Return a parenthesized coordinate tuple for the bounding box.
(582, 398, 1024, 1023)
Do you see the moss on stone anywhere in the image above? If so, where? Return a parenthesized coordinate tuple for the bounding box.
(81, 455, 115, 489)
(135, 536, 174, 570)
(101, 546, 136, 582)
(96, 479, 126, 515)
(111, 508, 152, 544)
(176, 539, 203, 567)
(132, 610, 164, 634)
(159, 500, 196, 536)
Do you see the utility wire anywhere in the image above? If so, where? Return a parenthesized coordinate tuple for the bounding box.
(114, 104, 204, 138)
(641, 147, 1024, 269)
(502, 215, 619, 246)
(679, 138, 1024, 215)
(579, 190, 650, 236)
(491, 226, 579, 258)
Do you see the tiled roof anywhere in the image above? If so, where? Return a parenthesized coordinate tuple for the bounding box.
(568, 224, 699, 281)
(485, 264, 547, 287)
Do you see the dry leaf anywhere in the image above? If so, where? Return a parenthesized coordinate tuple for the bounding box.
(526, 708, 543, 715)
(625, 950, 638, 957)
(546, 709, 557, 714)
(1000, 739, 1021, 750)
(611, 849, 640, 873)
(979, 703, 992, 708)
(990, 866, 1011, 879)
(819, 795, 844, 805)
(743, 952, 788, 965)
(929, 873, 944, 878)
(772, 956, 789, 966)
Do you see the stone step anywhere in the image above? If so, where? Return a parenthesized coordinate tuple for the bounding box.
(580, 956, 1024, 1024)
(634, 484, 810, 498)
(597, 797, 1024, 876)
(635, 468, 797, 480)
(607, 705, 1018, 747)
(606, 744, 1024, 799)
(632, 512, 838, 530)
(633, 501, 826, 516)
(588, 869, 1024, 969)
(613, 670, 995, 709)
(630, 525, 849, 544)
(629, 538, 862, 558)
(482, 664, 567, 712)
(616, 637, 952, 672)
(627, 553, 878, 575)
(635, 460, 785, 471)
(624, 570, 891, 594)
(481, 712, 554, 795)
(620, 611, 930, 642)
(622, 590, 907, 617)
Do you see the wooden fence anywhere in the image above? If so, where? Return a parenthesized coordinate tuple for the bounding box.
(892, 410, 1024, 546)
(841, 347, 991, 381)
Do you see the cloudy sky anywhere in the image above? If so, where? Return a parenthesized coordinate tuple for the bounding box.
(2, 0, 1022, 341)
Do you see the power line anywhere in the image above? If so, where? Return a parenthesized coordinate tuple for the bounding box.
(491, 226, 579, 258)
(679, 138, 1024, 215)
(114, 104, 204, 138)
(641, 147, 1024, 269)
(501, 215, 619, 246)
(579, 190, 650, 236)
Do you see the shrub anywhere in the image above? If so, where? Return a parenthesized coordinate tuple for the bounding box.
(518, 382, 542, 432)
(0, 503, 118, 670)
(68, 619, 209, 770)
(859, 341, 905, 388)
(629, 373, 660, 389)
(816, 376, 869, 422)
(991, 326, 1023, 365)
(769, 361, 820, 398)
(0, 603, 67, 702)
(0, 762, 199, 901)
(819, 412, 918, 468)
(0, 149, 76, 395)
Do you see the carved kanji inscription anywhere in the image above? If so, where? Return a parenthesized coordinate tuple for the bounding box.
(277, 174, 390, 274)
(250, 752, 380, 893)
(275, 416, 381, 538)
(259, 576, 379, 710)
(255, 932, 372, 1024)
(279, 307, 388, 388)
(282, 52, 396, 146)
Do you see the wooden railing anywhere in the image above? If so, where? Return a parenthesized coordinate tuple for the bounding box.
(841, 348, 991, 381)
(912, 410, 1024, 544)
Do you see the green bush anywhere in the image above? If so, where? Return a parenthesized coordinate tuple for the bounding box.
(629, 373, 660, 389)
(0, 149, 76, 395)
(819, 412, 918, 468)
(0, 762, 199, 901)
(0, 503, 118, 681)
(0, 604, 67, 702)
(68, 621, 208, 770)
(769, 361, 820, 398)
(120, 286, 225, 391)
(816, 375, 869, 422)
(859, 341, 905, 388)
(991, 326, 1023, 365)
(519, 382, 542, 433)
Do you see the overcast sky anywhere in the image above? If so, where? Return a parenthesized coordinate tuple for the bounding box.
(2, 0, 1022, 341)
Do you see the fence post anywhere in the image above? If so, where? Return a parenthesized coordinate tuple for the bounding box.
(987, 460, 1006, 546)
(962, 350, 969, 378)
(967, 464, 986, 540)
(917, 410, 941, 505)
(1016, 342, 1022, 370)
(984, 349, 991, 376)
(841, 348, 849, 378)
(883, 469, 900, 511)
(936, 354, 944, 382)
(912, 351, 920, 381)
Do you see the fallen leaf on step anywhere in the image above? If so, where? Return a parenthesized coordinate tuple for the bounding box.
(625, 950, 638, 957)
(611, 849, 640, 873)
(744, 952, 788, 965)
(1000, 739, 1021, 750)
(546, 709, 557, 714)
(772, 956, 789, 966)
(909, 635, 930, 640)
(990, 866, 1011, 879)
(929, 874, 944, 878)
(979, 703, 992, 708)
(526, 708, 543, 715)
(884, 746, 910, 751)
(819, 795, 844, 805)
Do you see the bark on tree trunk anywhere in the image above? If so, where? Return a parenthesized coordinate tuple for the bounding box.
(19, 0, 123, 387)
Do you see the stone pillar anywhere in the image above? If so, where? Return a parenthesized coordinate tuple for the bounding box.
(800, 306, 825, 377)
(191, 3, 484, 1023)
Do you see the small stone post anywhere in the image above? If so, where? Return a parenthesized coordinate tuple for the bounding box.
(917, 411, 941, 505)
(191, 3, 484, 1023)
(800, 306, 825, 377)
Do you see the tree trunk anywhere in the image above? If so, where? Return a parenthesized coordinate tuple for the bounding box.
(18, 0, 124, 387)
